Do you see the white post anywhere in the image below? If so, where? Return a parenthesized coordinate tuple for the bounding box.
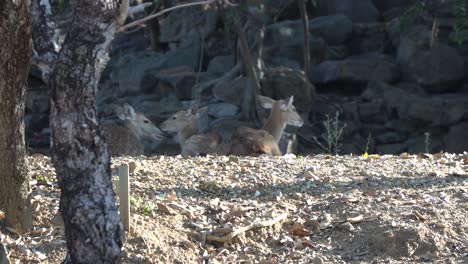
(118, 164, 130, 232)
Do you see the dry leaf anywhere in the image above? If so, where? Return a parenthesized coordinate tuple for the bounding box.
(289, 222, 310, 236)
(346, 215, 364, 224)
(301, 239, 315, 248)
(0, 211, 4, 220)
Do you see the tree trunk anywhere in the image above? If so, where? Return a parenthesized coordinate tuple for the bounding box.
(0, 0, 33, 233)
(48, 1, 123, 262)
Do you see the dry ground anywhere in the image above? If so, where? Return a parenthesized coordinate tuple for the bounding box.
(1, 152, 468, 263)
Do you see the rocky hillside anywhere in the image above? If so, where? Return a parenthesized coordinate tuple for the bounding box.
(25, 0, 468, 155)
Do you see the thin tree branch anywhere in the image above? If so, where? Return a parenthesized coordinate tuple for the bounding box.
(298, 0, 310, 74)
(116, 0, 130, 25)
(119, 0, 237, 32)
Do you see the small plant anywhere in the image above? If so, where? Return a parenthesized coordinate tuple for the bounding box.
(397, 1, 427, 32)
(364, 132, 372, 155)
(453, 0, 468, 45)
(313, 111, 347, 155)
(424, 132, 431, 153)
(140, 204, 152, 216)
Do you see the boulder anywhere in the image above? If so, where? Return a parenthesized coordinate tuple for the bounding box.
(312, 0, 379, 23)
(371, 0, 415, 13)
(261, 67, 316, 113)
(376, 143, 407, 154)
(159, 5, 219, 47)
(351, 22, 390, 53)
(407, 135, 444, 154)
(207, 55, 235, 75)
(375, 131, 406, 144)
(103, 51, 166, 96)
(264, 20, 327, 67)
(310, 53, 400, 84)
(213, 77, 248, 106)
(444, 122, 468, 153)
(309, 14, 353, 45)
(363, 81, 468, 127)
(397, 27, 464, 91)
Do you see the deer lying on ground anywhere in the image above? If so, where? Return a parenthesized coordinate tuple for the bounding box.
(160, 95, 304, 156)
(160, 106, 221, 156)
(102, 103, 165, 156)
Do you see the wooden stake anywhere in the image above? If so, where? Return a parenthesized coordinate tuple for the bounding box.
(118, 164, 130, 232)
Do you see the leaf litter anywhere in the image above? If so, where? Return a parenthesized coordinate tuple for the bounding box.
(0, 152, 467, 263)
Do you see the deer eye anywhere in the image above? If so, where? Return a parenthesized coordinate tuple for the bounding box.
(144, 120, 150, 124)
(172, 116, 177, 120)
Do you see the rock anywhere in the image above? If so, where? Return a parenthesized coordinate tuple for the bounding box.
(159, 5, 219, 47)
(25, 90, 49, 113)
(397, 27, 464, 91)
(371, 0, 414, 13)
(407, 135, 444, 154)
(207, 55, 235, 75)
(102, 51, 166, 96)
(444, 122, 468, 153)
(358, 100, 386, 123)
(375, 131, 406, 144)
(206, 102, 239, 118)
(310, 53, 400, 84)
(350, 22, 390, 53)
(309, 14, 353, 45)
(376, 143, 407, 154)
(261, 67, 316, 113)
(160, 46, 201, 72)
(313, 0, 379, 23)
(264, 21, 327, 67)
(325, 45, 350, 60)
(213, 77, 248, 106)
(363, 81, 468, 127)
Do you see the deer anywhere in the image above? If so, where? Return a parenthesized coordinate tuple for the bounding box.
(226, 95, 303, 156)
(160, 95, 304, 156)
(159, 106, 220, 156)
(102, 103, 166, 156)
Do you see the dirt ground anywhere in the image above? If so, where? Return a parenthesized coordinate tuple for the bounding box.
(1, 152, 467, 263)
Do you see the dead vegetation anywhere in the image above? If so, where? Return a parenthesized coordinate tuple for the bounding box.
(1, 152, 468, 263)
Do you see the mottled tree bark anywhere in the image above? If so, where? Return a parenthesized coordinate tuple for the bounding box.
(48, 0, 124, 262)
(0, 0, 33, 233)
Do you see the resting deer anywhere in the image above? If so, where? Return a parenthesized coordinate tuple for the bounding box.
(102, 103, 165, 156)
(159, 106, 220, 156)
(227, 95, 303, 156)
(161, 95, 303, 156)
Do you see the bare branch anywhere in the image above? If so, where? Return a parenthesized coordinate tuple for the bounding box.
(128, 2, 153, 15)
(116, 0, 130, 25)
(118, 0, 221, 32)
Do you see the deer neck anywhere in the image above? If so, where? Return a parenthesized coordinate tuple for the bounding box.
(178, 120, 197, 144)
(261, 105, 285, 142)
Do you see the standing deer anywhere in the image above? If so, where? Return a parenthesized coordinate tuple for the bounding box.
(160, 95, 303, 156)
(102, 103, 165, 156)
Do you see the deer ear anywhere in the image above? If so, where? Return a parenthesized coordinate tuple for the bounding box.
(187, 105, 199, 116)
(287, 96, 294, 107)
(195, 107, 208, 118)
(118, 103, 136, 120)
(257, 95, 274, 109)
